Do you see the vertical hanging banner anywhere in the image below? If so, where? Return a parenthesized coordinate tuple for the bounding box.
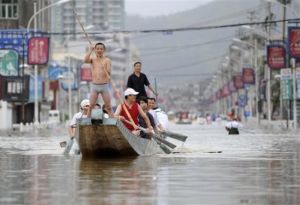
(80, 63, 92, 81)
(296, 67, 300, 99)
(28, 37, 49, 65)
(233, 75, 244, 89)
(242, 67, 255, 84)
(288, 27, 300, 58)
(296, 59, 300, 68)
(267, 44, 286, 69)
(280, 68, 292, 100)
(228, 80, 236, 93)
(221, 84, 230, 97)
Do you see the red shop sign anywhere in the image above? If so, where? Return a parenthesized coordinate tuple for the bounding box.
(267, 45, 286, 69)
(28, 37, 49, 65)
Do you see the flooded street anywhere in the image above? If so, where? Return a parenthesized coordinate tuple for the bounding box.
(0, 121, 300, 205)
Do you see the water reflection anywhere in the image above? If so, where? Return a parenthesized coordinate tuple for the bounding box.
(0, 123, 299, 204)
(78, 157, 159, 205)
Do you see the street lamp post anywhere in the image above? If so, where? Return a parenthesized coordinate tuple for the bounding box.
(26, 0, 71, 125)
(58, 72, 73, 122)
(232, 38, 260, 124)
(291, 58, 297, 129)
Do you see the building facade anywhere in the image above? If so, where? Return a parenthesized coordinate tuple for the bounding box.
(51, 0, 125, 43)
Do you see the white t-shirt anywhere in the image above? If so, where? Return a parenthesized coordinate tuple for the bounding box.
(148, 109, 160, 127)
(69, 112, 87, 127)
(226, 121, 242, 129)
(154, 108, 169, 130)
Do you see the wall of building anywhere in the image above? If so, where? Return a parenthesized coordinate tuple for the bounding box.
(0, 100, 12, 130)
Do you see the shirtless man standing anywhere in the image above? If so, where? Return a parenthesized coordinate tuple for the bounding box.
(84, 42, 113, 117)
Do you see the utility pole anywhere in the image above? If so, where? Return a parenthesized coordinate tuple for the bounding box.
(291, 58, 297, 129)
(266, 2, 272, 122)
(248, 11, 260, 125)
(280, 0, 287, 121)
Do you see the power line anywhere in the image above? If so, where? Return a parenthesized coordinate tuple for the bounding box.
(38, 18, 300, 35)
(151, 73, 213, 78)
(150, 53, 225, 73)
(140, 34, 234, 56)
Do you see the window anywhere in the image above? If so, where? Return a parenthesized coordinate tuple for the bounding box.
(0, 0, 18, 19)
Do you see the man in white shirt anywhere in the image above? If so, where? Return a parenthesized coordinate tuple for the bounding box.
(64, 99, 90, 154)
(147, 97, 166, 131)
(225, 118, 242, 135)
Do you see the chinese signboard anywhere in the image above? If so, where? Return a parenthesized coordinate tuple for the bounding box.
(281, 68, 292, 100)
(234, 75, 244, 89)
(29, 75, 43, 102)
(242, 67, 255, 84)
(0, 49, 19, 76)
(296, 67, 300, 99)
(80, 64, 92, 81)
(228, 80, 236, 93)
(28, 37, 49, 65)
(267, 45, 286, 69)
(288, 27, 300, 58)
(221, 84, 230, 97)
(0, 75, 30, 102)
(0, 29, 42, 58)
(48, 65, 66, 80)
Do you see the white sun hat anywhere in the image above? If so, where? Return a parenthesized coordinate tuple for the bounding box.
(124, 88, 139, 96)
(80, 99, 90, 108)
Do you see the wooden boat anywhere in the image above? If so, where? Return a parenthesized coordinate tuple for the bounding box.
(176, 119, 192, 125)
(75, 118, 164, 158)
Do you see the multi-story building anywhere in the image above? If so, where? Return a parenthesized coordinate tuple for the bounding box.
(51, 0, 125, 43)
(0, 0, 52, 128)
(0, 0, 50, 30)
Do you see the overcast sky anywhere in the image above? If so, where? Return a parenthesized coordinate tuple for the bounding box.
(125, 0, 214, 17)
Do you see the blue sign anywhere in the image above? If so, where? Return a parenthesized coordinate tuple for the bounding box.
(238, 95, 247, 108)
(61, 71, 78, 91)
(0, 29, 42, 58)
(29, 75, 43, 102)
(48, 64, 66, 80)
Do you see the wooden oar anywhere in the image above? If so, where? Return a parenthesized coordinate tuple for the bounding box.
(160, 131, 188, 142)
(152, 138, 172, 154)
(122, 118, 176, 151)
(63, 138, 74, 155)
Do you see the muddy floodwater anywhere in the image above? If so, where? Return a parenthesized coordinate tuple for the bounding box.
(0, 122, 299, 205)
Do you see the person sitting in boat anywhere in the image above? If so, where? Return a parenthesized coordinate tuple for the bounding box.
(225, 118, 242, 135)
(65, 99, 90, 154)
(114, 88, 154, 136)
(147, 97, 166, 131)
(138, 96, 156, 139)
(91, 103, 103, 124)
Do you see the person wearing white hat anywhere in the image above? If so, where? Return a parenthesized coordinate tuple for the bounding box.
(114, 88, 154, 135)
(68, 99, 90, 137)
(64, 99, 90, 154)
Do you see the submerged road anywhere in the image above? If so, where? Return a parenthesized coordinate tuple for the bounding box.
(0, 120, 299, 204)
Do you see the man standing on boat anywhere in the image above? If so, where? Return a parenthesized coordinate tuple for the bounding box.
(114, 88, 154, 136)
(84, 42, 114, 118)
(127, 62, 157, 99)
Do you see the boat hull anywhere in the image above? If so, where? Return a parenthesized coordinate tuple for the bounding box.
(76, 118, 163, 158)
